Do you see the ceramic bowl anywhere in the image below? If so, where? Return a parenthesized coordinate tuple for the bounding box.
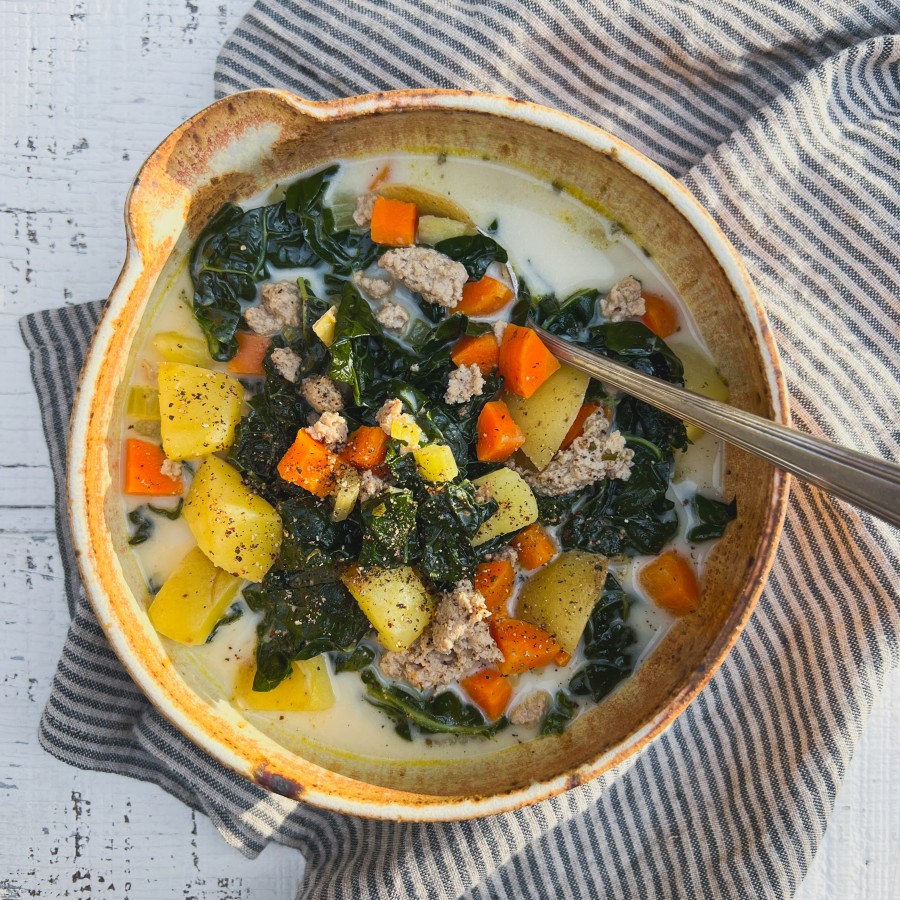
(67, 88, 790, 820)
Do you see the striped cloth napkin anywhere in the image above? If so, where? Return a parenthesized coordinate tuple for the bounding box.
(22, 2, 899, 897)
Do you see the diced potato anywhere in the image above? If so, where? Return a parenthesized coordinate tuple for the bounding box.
(341, 564, 434, 652)
(158, 362, 244, 460)
(233, 657, 335, 712)
(503, 364, 590, 470)
(471, 468, 539, 546)
(147, 546, 241, 645)
(391, 416, 424, 447)
(379, 183, 474, 225)
(127, 385, 160, 420)
(153, 331, 209, 366)
(312, 305, 338, 347)
(331, 468, 361, 522)
(517, 551, 609, 652)
(413, 443, 458, 482)
(184, 455, 282, 582)
(416, 215, 475, 245)
(678, 345, 729, 441)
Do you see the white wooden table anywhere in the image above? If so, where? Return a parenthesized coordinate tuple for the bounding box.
(1, 3, 897, 897)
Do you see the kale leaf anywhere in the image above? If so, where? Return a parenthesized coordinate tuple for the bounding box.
(433, 234, 508, 280)
(417, 481, 498, 587)
(688, 494, 737, 543)
(358, 490, 419, 567)
(126, 507, 153, 546)
(561, 442, 678, 556)
(331, 644, 376, 674)
(147, 498, 184, 520)
(539, 691, 579, 737)
(277, 495, 360, 573)
(360, 668, 507, 740)
(244, 574, 371, 691)
(568, 575, 637, 703)
(205, 604, 243, 644)
(587, 320, 684, 383)
(534, 288, 599, 338)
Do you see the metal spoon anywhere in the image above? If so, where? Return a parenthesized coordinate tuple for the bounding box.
(528, 322, 900, 528)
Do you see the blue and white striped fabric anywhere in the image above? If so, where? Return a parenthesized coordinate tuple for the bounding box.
(22, 2, 899, 897)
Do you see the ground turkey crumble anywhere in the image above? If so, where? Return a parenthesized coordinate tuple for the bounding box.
(379, 580, 502, 691)
(352, 270, 395, 300)
(352, 192, 377, 227)
(493, 320, 508, 343)
(379, 247, 468, 309)
(271, 347, 301, 383)
(508, 690, 551, 726)
(305, 411, 348, 449)
(159, 458, 183, 480)
(300, 375, 344, 413)
(358, 469, 387, 503)
(375, 397, 421, 449)
(444, 363, 484, 404)
(375, 301, 410, 332)
(245, 281, 302, 334)
(513, 410, 634, 496)
(601, 275, 646, 322)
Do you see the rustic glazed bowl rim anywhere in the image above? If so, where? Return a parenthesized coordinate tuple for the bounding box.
(67, 88, 790, 820)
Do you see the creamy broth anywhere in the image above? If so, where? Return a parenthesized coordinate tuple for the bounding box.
(122, 153, 726, 764)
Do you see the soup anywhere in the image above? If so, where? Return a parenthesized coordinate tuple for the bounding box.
(120, 154, 734, 764)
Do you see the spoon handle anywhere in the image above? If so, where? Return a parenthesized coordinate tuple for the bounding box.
(532, 325, 900, 528)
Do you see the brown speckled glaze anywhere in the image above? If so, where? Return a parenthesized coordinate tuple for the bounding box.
(67, 89, 790, 820)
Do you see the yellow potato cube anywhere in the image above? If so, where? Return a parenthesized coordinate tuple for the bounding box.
(147, 546, 241, 645)
(158, 362, 244, 460)
(341, 564, 434, 652)
(312, 305, 338, 347)
(126, 385, 160, 420)
(391, 416, 424, 448)
(183, 455, 282, 582)
(233, 657, 335, 712)
(153, 331, 209, 366)
(331, 468, 361, 522)
(471, 468, 539, 546)
(678, 346, 729, 441)
(413, 443, 458, 482)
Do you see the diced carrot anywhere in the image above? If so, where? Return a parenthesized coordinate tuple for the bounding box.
(227, 332, 270, 376)
(370, 196, 417, 246)
(560, 403, 603, 451)
(124, 439, 183, 496)
(474, 560, 515, 618)
(511, 524, 556, 570)
(368, 163, 392, 190)
(476, 400, 526, 462)
(339, 425, 389, 470)
(554, 650, 572, 667)
(490, 618, 562, 675)
(498, 324, 561, 399)
(451, 333, 500, 375)
(638, 550, 701, 615)
(455, 276, 514, 317)
(277, 430, 345, 498)
(640, 292, 679, 338)
(460, 668, 512, 721)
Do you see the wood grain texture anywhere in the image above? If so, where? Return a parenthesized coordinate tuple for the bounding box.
(0, 1, 896, 897)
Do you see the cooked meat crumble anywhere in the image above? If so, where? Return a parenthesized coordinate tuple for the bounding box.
(271, 347, 301, 383)
(245, 280, 303, 334)
(305, 411, 348, 449)
(300, 375, 344, 413)
(379, 247, 468, 308)
(444, 363, 484, 404)
(601, 275, 645, 322)
(508, 691, 551, 726)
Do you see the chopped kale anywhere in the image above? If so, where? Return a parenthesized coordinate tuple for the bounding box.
(205, 604, 243, 644)
(688, 494, 738, 543)
(358, 490, 419, 567)
(433, 233, 508, 280)
(277, 495, 360, 572)
(147, 497, 184, 520)
(539, 691, 579, 737)
(360, 668, 507, 740)
(331, 644, 376, 674)
(126, 507, 153, 546)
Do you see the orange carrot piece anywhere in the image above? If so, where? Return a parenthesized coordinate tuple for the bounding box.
(370, 196, 417, 246)
(560, 403, 603, 451)
(498, 324, 561, 399)
(460, 668, 512, 721)
(638, 550, 701, 615)
(491, 618, 562, 675)
(368, 163, 392, 190)
(640, 292, 679, 338)
(511, 524, 556, 570)
(124, 439, 183, 496)
(451, 332, 500, 375)
(476, 400, 526, 462)
(474, 560, 516, 618)
(554, 650, 572, 667)
(227, 332, 271, 376)
(339, 425, 390, 470)
(455, 276, 515, 317)
(277, 430, 345, 498)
